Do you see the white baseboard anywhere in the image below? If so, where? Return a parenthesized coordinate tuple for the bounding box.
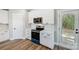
(10, 37, 26, 40)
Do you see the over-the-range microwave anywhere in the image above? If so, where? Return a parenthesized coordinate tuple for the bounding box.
(33, 17, 42, 24)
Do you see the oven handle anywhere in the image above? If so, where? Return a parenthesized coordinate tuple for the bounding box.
(32, 31, 40, 33)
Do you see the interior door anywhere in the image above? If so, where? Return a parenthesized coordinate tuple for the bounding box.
(59, 10, 79, 49)
(12, 13, 24, 39)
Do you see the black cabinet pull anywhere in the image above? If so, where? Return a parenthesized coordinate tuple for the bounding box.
(76, 32, 79, 34)
(76, 29, 78, 31)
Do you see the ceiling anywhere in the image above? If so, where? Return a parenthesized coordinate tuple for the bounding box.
(2, 9, 33, 12)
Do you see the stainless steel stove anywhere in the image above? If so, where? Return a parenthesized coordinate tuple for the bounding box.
(31, 25, 44, 44)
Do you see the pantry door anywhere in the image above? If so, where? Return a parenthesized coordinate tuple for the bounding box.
(59, 10, 79, 49)
(12, 13, 24, 39)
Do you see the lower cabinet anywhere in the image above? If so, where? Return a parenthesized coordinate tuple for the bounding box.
(0, 31, 9, 42)
(40, 31, 54, 49)
(26, 29, 31, 40)
(27, 34, 31, 40)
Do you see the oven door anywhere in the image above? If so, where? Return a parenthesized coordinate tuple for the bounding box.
(31, 31, 40, 44)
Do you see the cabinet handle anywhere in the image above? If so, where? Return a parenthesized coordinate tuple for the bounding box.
(75, 29, 79, 34)
(76, 32, 79, 34)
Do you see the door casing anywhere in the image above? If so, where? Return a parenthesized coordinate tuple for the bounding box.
(57, 10, 79, 49)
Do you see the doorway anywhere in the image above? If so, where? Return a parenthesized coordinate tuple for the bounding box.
(58, 10, 79, 49)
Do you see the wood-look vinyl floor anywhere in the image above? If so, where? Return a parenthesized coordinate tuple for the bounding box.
(0, 39, 50, 50)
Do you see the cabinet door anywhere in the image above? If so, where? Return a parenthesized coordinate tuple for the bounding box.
(40, 31, 54, 49)
(42, 10, 54, 24)
(0, 33, 3, 42)
(28, 12, 33, 24)
(40, 32, 47, 46)
(26, 33, 31, 40)
(28, 17, 33, 24)
(26, 29, 31, 40)
(0, 10, 8, 24)
(3, 32, 9, 40)
(0, 32, 9, 42)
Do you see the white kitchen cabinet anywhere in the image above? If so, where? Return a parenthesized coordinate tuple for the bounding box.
(40, 30, 54, 49)
(28, 13, 33, 24)
(0, 10, 8, 24)
(42, 10, 54, 24)
(26, 32, 31, 40)
(0, 31, 9, 42)
(44, 24, 53, 31)
(28, 9, 54, 24)
(25, 29, 31, 40)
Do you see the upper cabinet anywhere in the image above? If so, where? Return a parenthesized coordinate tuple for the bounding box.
(0, 10, 8, 24)
(28, 9, 54, 24)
